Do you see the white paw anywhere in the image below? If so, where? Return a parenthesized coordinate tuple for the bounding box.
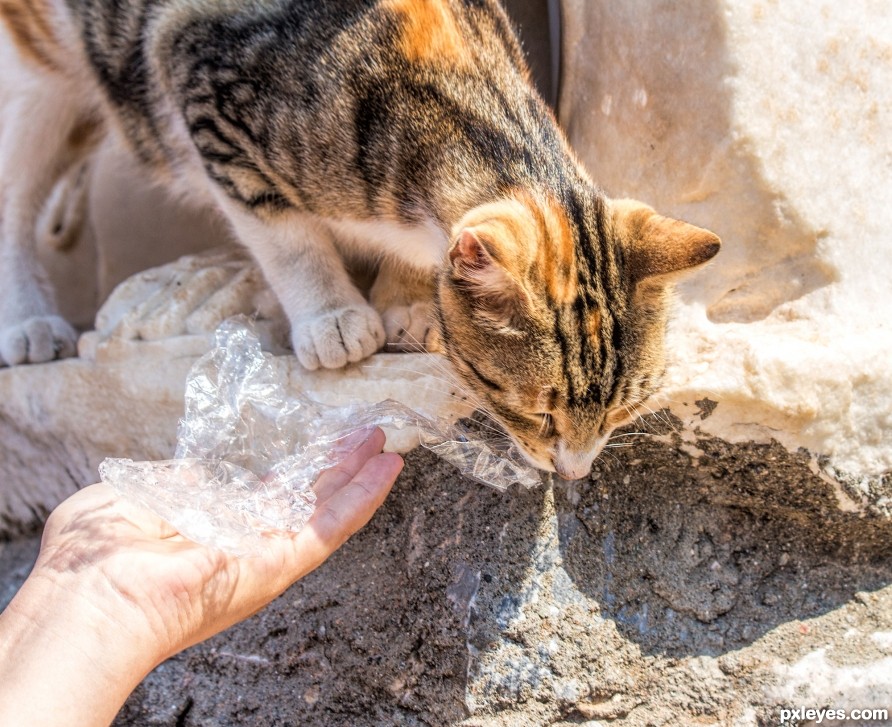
(382, 301, 442, 353)
(292, 304, 385, 370)
(0, 315, 78, 366)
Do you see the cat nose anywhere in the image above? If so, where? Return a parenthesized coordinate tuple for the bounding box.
(552, 435, 608, 480)
(552, 459, 591, 480)
(551, 449, 594, 480)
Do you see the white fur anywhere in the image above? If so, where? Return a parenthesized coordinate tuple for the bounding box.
(326, 215, 448, 270)
(553, 434, 609, 480)
(0, 40, 89, 365)
(221, 205, 387, 369)
(328, 217, 448, 353)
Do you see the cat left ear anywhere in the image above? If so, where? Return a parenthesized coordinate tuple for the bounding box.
(612, 199, 721, 284)
(448, 228, 524, 324)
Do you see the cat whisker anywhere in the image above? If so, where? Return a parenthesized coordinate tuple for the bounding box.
(349, 368, 511, 441)
(379, 346, 504, 428)
(375, 326, 464, 383)
(470, 409, 506, 434)
(641, 401, 679, 433)
(460, 415, 511, 439)
(385, 329, 453, 367)
(359, 363, 467, 396)
(648, 393, 683, 405)
(383, 341, 427, 354)
(537, 413, 553, 437)
(353, 372, 474, 407)
(622, 403, 651, 430)
(624, 400, 676, 435)
(425, 359, 471, 393)
(649, 393, 697, 415)
(450, 392, 501, 424)
(362, 362, 506, 435)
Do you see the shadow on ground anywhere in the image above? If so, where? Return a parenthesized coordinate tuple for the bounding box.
(97, 414, 892, 726)
(113, 450, 548, 727)
(557, 414, 892, 659)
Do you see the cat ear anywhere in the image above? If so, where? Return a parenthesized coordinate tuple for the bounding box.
(612, 199, 721, 284)
(448, 228, 525, 325)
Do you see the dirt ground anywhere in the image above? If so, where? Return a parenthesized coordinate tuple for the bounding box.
(2, 415, 891, 726)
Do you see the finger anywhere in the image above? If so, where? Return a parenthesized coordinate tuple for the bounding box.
(41, 483, 130, 536)
(295, 451, 403, 570)
(312, 427, 386, 503)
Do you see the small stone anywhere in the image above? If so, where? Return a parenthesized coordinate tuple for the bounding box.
(303, 684, 321, 705)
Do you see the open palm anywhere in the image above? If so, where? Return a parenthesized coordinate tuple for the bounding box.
(32, 427, 402, 663)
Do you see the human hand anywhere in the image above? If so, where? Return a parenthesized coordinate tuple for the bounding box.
(0, 427, 402, 727)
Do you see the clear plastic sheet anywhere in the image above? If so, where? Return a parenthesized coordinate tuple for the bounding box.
(100, 319, 541, 555)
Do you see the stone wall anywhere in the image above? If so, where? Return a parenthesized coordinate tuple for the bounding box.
(561, 0, 892, 482)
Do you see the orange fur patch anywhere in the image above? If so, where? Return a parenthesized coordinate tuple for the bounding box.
(586, 309, 601, 340)
(0, 0, 59, 70)
(382, 0, 468, 65)
(522, 192, 575, 306)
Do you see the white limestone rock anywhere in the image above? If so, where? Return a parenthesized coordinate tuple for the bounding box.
(561, 0, 892, 479)
(0, 331, 472, 535)
(769, 648, 892, 717)
(89, 246, 284, 345)
(0, 351, 189, 534)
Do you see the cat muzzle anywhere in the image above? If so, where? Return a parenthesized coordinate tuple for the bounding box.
(552, 435, 607, 481)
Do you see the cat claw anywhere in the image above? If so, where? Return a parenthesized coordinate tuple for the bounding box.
(381, 301, 442, 353)
(0, 315, 78, 366)
(292, 304, 385, 370)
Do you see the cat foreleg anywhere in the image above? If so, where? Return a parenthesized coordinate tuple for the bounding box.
(0, 85, 99, 366)
(226, 208, 385, 370)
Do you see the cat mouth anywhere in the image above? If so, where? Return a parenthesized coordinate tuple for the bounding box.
(551, 434, 610, 481)
(505, 431, 611, 480)
(509, 441, 557, 474)
(510, 444, 587, 480)
(553, 463, 592, 481)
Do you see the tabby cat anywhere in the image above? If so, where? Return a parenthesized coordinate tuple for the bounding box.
(0, 0, 719, 479)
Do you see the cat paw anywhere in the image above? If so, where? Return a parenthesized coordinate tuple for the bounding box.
(0, 315, 78, 366)
(292, 304, 385, 370)
(381, 301, 442, 353)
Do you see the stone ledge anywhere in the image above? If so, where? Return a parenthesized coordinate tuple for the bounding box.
(0, 337, 472, 536)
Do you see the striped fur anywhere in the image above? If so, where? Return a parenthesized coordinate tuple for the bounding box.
(0, 0, 720, 477)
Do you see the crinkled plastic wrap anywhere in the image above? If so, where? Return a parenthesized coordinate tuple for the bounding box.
(100, 319, 541, 555)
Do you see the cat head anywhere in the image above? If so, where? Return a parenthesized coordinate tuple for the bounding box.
(436, 189, 720, 480)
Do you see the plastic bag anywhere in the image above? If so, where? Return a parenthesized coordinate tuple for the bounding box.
(100, 319, 541, 555)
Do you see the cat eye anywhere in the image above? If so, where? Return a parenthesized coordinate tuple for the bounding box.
(533, 413, 556, 438)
